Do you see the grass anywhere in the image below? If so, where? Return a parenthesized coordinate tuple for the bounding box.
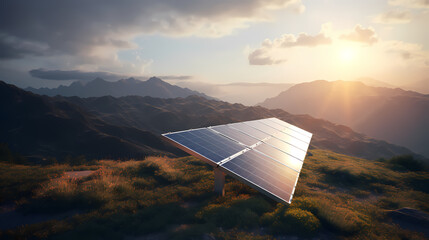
(0, 150, 428, 239)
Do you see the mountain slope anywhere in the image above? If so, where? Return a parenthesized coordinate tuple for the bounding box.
(62, 95, 420, 160)
(2, 149, 428, 239)
(402, 78, 429, 94)
(26, 77, 212, 99)
(0, 81, 180, 159)
(260, 80, 429, 157)
(353, 77, 396, 88)
(1, 80, 422, 161)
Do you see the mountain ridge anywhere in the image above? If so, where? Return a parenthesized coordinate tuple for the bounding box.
(260, 80, 429, 157)
(0, 80, 424, 161)
(26, 77, 213, 99)
(0, 80, 181, 159)
(60, 93, 422, 161)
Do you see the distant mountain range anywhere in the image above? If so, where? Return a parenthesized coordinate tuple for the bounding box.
(172, 81, 294, 106)
(0, 81, 181, 159)
(1, 80, 423, 161)
(260, 80, 429, 157)
(60, 94, 420, 161)
(353, 77, 396, 88)
(401, 78, 429, 95)
(26, 77, 213, 99)
(171, 78, 398, 106)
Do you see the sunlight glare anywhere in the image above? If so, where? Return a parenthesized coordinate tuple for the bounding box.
(339, 47, 357, 62)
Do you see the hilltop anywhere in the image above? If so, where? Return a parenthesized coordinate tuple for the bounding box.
(260, 80, 429, 157)
(0, 81, 181, 159)
(0, 149, 427, 239)
(26, 77, 212, 99)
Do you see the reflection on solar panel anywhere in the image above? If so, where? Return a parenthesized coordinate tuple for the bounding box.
(162, 118, 312, 204)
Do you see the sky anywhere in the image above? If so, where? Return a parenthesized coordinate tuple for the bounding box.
(0, 0, 428, 88)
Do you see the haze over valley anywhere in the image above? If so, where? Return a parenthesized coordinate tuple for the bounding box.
(260, 80, 429, 157)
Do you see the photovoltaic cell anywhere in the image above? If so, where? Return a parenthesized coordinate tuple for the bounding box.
(222, 150, 299, 202)
(264, 137, 307, 161)
(229, 122, 270, 140)
(244, 120, 279, 135)
(266, 121, 311, 144)
(271, 131, 309, 151)
(254, 143, 303, 172)
(162, 117, 312, 204)
(210, 125, 259, 147)
(267, 118, 312, 138)
(165, 128, 246, 164)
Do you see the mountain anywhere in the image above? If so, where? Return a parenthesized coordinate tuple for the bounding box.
(353, 77, 396, 88)
(173, 81, 294, 105)
(1, 80, 422, 161)
(0, 81, 181, 159)
(401, 78, 429, 94)
(61, 94, 420, 161)
(260, 80, 429, 157)
(26, 77, 213, 99)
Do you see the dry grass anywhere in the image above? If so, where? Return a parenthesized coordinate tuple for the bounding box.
(1, 150, 428, 239)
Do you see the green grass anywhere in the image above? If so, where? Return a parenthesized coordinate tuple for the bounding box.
(1, 150, 428, 239)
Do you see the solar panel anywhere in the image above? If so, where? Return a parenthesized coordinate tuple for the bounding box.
(162, 117, 312, 204)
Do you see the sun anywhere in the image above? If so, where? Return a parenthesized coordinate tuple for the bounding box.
(339, 47, 357, 62)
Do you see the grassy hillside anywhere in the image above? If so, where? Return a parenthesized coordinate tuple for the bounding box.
(1, 150, 428, 239)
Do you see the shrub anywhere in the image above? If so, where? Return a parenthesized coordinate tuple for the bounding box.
(282, 208, 320, 234)
(406, 174, 429, 193)
(387, 155, 427, 172)
(170, 223, 216, 240)
(377, 197, 400, 210)
(231, 197, 271, 215)
(197, 204, 259, 229)
(290, 197, 318, 214)
(315, 199, 368, 234)
(260, 204, 320, 236)
(196, 198, 269, 229)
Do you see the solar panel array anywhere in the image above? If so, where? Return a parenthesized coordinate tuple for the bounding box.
(162, 118, 312, 204)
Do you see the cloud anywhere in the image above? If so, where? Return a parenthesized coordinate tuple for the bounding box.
(29, 68, 193, 82)
(248, 24, 331, 65)
(388, 0, 429, 8)
(0, 33, 49, 59)
(384, 41, 429, 66)
(340, 25, 378, 45)
(29, 69, 126, 81)
(263, 33, 332, 48)
(0, 0, 304, 61)
(248, 49, 285, 65)
(157, 75, 193, 81)
(374, 10, 412, 24)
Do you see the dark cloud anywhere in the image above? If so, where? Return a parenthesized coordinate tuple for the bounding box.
(29, 69, 123, 81)
(29, 68, 193, 81)
(0, 0, 303, 60)
(0, 33, 48, 59)
(340, 25, 378, 45)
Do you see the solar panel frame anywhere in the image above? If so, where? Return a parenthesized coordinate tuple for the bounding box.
(162, 117, 312, 204)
